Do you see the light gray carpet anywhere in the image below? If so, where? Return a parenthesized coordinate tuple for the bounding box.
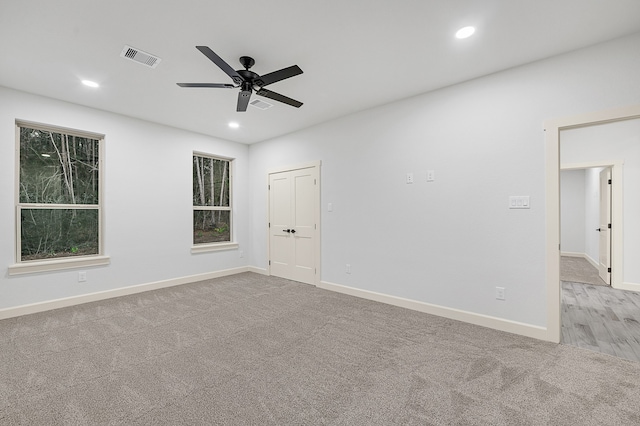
(2, 273, 640, 425)
(561, 256, 608, 287)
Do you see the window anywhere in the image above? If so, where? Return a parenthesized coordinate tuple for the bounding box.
(192, 153, 234, 250)
(11, 121, 107, 274)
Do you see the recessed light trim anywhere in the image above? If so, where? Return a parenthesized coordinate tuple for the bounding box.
(228, 122, 240, 129)
(81, 79, 100, 88)
(455, 26, 475, 39)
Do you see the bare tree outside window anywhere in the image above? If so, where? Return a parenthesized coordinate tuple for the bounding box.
(193, 155, 231, 244)
(17, 124, 101, 261)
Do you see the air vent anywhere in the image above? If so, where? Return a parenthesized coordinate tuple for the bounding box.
(249, 99, 273, 110)
(120, 45, 161, 68)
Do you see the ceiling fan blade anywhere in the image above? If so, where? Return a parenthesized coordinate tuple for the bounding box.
(196, 46, 244, 85)
(254, 65, 303, 87)
(177, 83, 236, 88)
(256, 88, 303, 108)
(237, 89, 252, 112)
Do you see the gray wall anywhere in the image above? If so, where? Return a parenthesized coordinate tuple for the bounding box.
(2, 31, 640, 332)
(249, 32, 640, 328)
(560, 169, 586, 255)
(560, 167, 603, 266)
(0, 88, 251, 309)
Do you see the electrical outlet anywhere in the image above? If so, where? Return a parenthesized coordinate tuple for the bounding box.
(78, 271, 87, 282)
(239, 250, 244, 258)
(496, 287, 505, 300)
(406, 173, 414, 184)
(346, 264, 351, 274)
(427, 170, 435, 182)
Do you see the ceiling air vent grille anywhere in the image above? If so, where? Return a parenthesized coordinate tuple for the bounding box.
(250, 99, 273, 110)
(120, 45, 161, 68)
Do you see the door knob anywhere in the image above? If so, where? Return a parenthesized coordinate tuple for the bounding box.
(283, 229, 291, 233)
(290, 229, 296, 234)
(596, 228, 601, 232)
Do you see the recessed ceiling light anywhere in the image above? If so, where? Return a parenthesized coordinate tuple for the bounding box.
(455, 26, 475, 39)
(81, 79, 100, 88)
(41, 153, 51, 158)
(228, 122, 240, 129)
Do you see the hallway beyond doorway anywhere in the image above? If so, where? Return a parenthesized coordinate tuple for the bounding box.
(561, 256, 607, 286)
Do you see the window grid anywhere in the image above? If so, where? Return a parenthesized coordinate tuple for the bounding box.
(192, 153, 233, 246)
(16, 121, 103, 263)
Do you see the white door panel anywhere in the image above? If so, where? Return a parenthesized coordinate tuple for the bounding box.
(269, 166, 318, 285)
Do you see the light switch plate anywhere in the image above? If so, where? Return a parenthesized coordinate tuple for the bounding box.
(509, 196, 530, 209)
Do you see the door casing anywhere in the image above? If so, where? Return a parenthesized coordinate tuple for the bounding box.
(546, 105, 640, 343)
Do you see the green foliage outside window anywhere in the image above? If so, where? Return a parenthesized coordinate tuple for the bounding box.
(18, 125, 100, 261)
(193, 155, 231, 244)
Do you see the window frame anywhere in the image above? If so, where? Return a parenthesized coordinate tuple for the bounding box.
(9, 120, 109, 276)
(191, 151, 238, 253)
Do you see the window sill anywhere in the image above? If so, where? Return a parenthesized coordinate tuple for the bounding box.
(191, 242, 239, 254)
(8, 255, 111, 276)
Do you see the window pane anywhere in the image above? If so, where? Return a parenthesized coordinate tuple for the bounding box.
(193, 156, 229, 207)
(20, 127, 99, 204)
(193, 210, 231, 244)
(21, 209, 99, 261)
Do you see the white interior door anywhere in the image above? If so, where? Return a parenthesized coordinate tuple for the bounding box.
(598, 167, 612, 284)
(269, 166, 318, 285)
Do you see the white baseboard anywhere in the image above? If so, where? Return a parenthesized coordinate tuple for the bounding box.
(584, 254, 598, 269)
(0, 266, 251, 321)
(0, 267, 552, 342)
(247, 266, 268, 275)
(318, 280, 549, 341)
(560, 251, 584, 258)
(561, 251, 598, 269)
(616, 282, 640, 292)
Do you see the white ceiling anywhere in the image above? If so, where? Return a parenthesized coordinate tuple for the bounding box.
(1, 1, 640, 144)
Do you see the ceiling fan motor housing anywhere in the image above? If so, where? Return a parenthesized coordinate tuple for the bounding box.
(177, 46, 303, 111)
(238, 70, 259, 87)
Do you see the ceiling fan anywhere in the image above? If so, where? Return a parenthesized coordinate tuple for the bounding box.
(177, 46, 303, 112)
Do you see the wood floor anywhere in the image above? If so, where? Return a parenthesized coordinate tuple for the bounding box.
(562, 281, 640, 362)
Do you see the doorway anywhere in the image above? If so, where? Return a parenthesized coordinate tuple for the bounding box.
(268, 162, 321, 285)
(559, 165, 612, 287)
(545, 105, 640, 344)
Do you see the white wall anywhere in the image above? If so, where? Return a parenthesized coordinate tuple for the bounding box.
(561, 118, 640, 286)
(0, 87, 250, 309)
(560, 170, 586, 254)
(2, 31, 640, 334)
(249, 32, 640, 329)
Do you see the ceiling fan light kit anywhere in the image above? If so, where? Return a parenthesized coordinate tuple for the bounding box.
(177, 46, 303, 112)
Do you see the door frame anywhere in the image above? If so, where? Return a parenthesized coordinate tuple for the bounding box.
(560, 162, 622, 286)
(545, 104, 640, 343)
(266, 160, 321, 286)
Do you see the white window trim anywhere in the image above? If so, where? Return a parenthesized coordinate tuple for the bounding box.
(191, 153, 236, 253)
(12, 120, 108, 275)
(8, 256, 111, 276)
(190, 242, 239, 254)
